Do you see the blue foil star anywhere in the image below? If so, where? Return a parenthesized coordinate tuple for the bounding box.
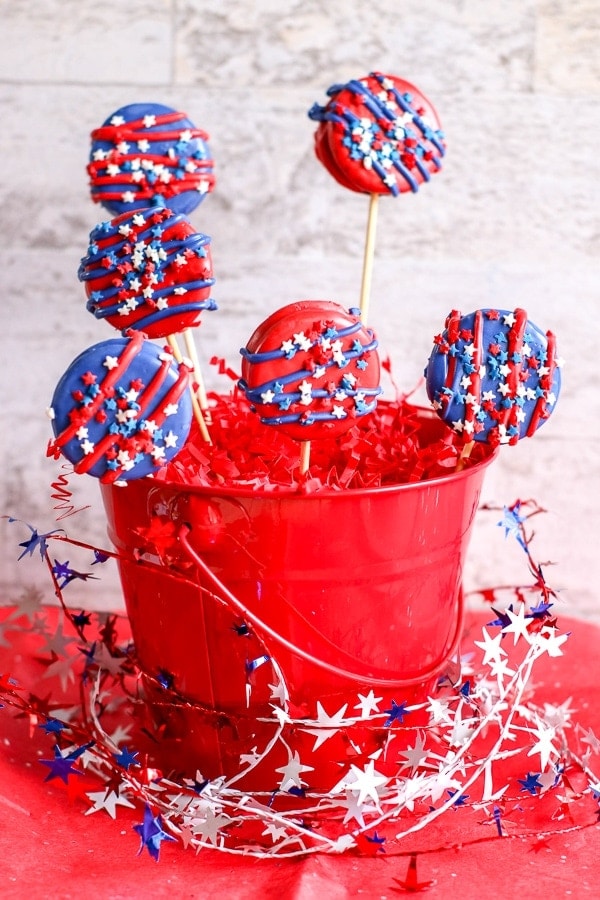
(39, 718, 68, 735)
(134, 804, 176, 861)
(156, 669, 174, 690)
(384, 699, 409, 727)
(114, 746, 140, 770)
(518, 772, 543, 796)
(529, 600, 553, 620)
(365, 830, 386, 852)
(447, 789, 470, 808)
(460, 679, 471, 699)
(498, 503, 525, 546)
(246, 654, 270, 674)
(52, 559, 76, 585)
(16, 524, 54, 560)
(72, 610, 92, 629)
(488, 604, 515, 630)
(40, 745, 85, 784)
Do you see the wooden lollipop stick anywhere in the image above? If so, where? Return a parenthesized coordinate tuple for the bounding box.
(456, 440, 474, 472)
(182, 328, 212, 423)
(299, 441, 311, 476)
(359, 193, 380, 326)
(166, 335, 212, 444)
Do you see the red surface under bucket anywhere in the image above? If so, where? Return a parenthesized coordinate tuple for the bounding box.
(100, 408, 496, 790)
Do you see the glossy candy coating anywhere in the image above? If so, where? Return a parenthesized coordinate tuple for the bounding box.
(425, 308, 561, 446)
(78, 206, 215, 339)
(87, 102, 215, 216)
(308, 72, 445, 196)
(239, 301, 382, 442)
(48, 332, 193, 483)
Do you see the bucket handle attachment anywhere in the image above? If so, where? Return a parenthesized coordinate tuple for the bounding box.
(177, 524, 465, 690)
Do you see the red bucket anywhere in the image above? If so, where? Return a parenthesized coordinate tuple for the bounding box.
(100, 407, 496, 790)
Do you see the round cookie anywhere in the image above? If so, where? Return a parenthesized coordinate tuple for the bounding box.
(425, 308, 562, 446)
(78, 206, 216, 339)
(87, 102, 215, 216)
(239, 301, 381, 442)
(308, 72, 445, 196)
(48, 332, 193, 483)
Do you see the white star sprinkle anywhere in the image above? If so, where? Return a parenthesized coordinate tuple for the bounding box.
(80, 439, 95, 455)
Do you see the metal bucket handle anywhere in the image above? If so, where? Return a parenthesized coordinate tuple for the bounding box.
(178, 524, 465, 690)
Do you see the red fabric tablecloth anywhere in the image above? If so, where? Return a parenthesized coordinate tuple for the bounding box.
(1, 606, 599, 899)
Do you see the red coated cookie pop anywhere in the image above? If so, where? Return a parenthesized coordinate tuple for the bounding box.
(239, 301, 382, 442)
(308, 72, 445, 196)
(78, 206, 215, 340)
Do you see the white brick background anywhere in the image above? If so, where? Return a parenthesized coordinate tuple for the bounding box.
(0, 1, 598, 620)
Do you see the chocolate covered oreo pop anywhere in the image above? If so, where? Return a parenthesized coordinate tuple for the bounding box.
(48, 332, 193, 483)
(425, 308, 562, 447)
(87, 102, 215, 216)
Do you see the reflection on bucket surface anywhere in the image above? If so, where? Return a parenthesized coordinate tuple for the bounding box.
(100, 407, 496, 790)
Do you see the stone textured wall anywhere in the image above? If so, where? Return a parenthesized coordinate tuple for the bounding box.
(1, 1, 598, 618)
